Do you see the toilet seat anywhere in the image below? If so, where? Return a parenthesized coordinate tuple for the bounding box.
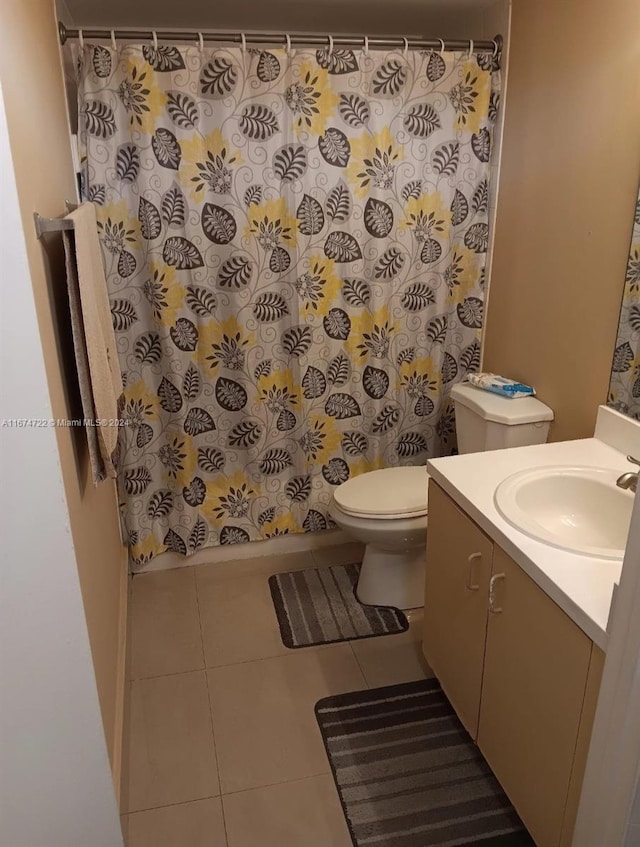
(333, 466, 429, 520)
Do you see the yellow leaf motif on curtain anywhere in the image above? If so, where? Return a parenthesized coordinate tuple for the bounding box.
(297, 417, 342, 465)
(158, 431, 196, 487)
(118, 59, 167, 133)
(130, 535, 168, 569)
(203, 470, 256, 525)
(293, 256, 342, 316)
(346, 127, 405, 199)
(179, 129, 243, 201)
(197, 316, 254, 372)
(123, 379, 160, 424)
(449, 62, 491, 133)
(285, 61, 340, 135)
(144, 262, 185, 326)
(444, 248, 480, 304)
(246, 197, 299, 247)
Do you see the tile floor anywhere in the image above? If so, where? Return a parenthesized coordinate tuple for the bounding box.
(120, 543, 433, 847)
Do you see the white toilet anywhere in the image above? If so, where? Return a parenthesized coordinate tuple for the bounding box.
(329, 383, 554, 609)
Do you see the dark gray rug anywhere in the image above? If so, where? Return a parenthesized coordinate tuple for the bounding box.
(269, 563, 408, 648)
(316, 678, 535, 847)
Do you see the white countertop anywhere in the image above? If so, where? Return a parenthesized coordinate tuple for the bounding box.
(427, 437, 635, 650)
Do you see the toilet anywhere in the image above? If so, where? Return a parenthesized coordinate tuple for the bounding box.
(329, 382, 554, 609)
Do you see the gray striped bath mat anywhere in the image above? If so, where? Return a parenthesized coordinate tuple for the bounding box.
(316, 678, 534, 847)
(268, 563, 408, 648)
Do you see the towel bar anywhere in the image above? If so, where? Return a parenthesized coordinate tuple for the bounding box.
(34, 203, 79, 239)
(33, 213, 75, 238)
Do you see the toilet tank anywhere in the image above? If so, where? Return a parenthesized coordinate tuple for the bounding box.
(450, 383, 554, 454)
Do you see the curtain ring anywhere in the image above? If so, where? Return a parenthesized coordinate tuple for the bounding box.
(78, 28, 84, 49)
(197, 32, 204, 51)
(240, 32, 247, 53)
(363, 35, 369, 57)
(285, 33, 291, 55)
(402, 37, 409, 57)
(152, 31, 158, 50)
(327, 34, 334, 54)
(468, 39, 474, 59)
(110, 29, 117, 51)
(492, 38, 500, 58)
(438, 38, 445, 56)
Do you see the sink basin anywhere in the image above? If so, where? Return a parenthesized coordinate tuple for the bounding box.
(494, 466, 634, 559)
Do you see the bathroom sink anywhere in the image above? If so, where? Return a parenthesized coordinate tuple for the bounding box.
(494, 466, 634, 559)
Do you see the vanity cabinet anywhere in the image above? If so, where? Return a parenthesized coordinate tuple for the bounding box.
(423, 481, 604, 847)
(422, 481, 493, 737)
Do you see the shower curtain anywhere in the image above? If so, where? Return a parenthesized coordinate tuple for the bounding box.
(609, 188, 640, 420)
(76, 41, 500, 569)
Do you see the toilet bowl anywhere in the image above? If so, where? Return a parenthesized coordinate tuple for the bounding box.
(330, 383, 554, 611)
(329, 466, 429, 609)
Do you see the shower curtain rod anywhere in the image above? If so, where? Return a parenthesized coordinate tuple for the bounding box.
(57, 21, 501, 54)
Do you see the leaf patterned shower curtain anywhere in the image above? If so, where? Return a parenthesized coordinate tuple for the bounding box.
(609, 188, 640, 420)
(76, 41, 500, 569)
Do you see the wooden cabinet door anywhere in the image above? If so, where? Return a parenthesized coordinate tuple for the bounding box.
(422, 482, 493, 738)
(478, 547, 592, 847)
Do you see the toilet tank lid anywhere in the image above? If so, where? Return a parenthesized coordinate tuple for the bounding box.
(450, 383, 554, 425)
(333, 466, 429, 517)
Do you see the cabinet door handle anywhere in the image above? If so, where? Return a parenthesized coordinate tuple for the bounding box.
(466, 552, 482, 591)
(488, 573, 506, 613)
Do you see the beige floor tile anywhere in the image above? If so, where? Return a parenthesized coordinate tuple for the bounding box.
(311, 542, 365, 567)
(197, 569, 297, 667)
(130, 568, 203, 679)
(196, 561, 339, 667)
(194, 549, 316, 583)
(208, 645, 365, 793)
(350, 612, 434, 688)
(223, 775, 351, 847)
(123, 798, 226, 847)
(125, 671, 219, 813)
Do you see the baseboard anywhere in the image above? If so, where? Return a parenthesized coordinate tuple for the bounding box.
(111, 544, 130, 806)
(134, 528, 353, 573)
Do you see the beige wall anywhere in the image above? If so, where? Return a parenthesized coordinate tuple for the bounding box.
(483, 0, 640, 441)
(60, 0, 485, 38)
(0, 0, 128, 792)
